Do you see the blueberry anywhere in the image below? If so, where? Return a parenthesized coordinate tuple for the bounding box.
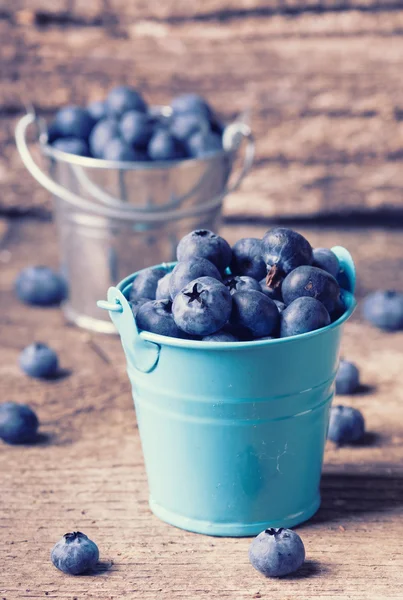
(171, 93, 213, 121)
(0, 402, 39, 445)
(230, 291, 279, 339)
(170, 113, 210, 142)
(87, 100, 107, 122)
(331, 297, 346, 322)
(156, 272, 172, 300)
(336, 360, 360, 394)
(274, 300, 286, 313)
(282, 265, 340, 314)
(313, 248, 340, 278)
(15, 266, 67, 306)
(362, 290, 403, 332)
(230, 238, 266, 280)
(52, 137, 89, 157)
(89, 118, 120, 159)
(262, 228, 313, 289)
(328, 405, 365, 445)
(106, 86, 147, 118)
(148, 129, 187, 161)
(19, 343, 59, 379)
(129, 297, 149, 317)
(172, 276, 232, 336)
(259, 278, 282, 301)
(103, 138, 148, 162)
(249, 528, 305, 578)
(169, 258, 222, 299)
(202, 330, 239, 342)
(224, 275, 261, 295)
(120, 110, 154, 148)
(130, 267, 167, 301)
(46, 121, 61, 144)
(136, 299, 186, 338)
(280, 297, 331, 337)
(54, 106, 94, 140)
(51, 531, 99, 575)
(177, 229, 232, 272)
(186, 130, 222, 158)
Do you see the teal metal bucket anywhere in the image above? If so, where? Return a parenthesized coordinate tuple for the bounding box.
(98, 246, 356, 536)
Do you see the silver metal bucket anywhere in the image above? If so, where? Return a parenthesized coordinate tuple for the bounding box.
(15, 111, 255, 334)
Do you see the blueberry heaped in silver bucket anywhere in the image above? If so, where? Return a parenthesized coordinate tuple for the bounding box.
(46, 86, 225, 163)
(127, 227, 351, 342)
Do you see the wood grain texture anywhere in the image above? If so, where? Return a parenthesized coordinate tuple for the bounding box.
(2, 7, 403, 218)
(0, 218, 403, 599)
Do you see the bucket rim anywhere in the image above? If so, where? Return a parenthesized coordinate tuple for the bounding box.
(40, 139, 233, 172)
(116, 262, 357, 351)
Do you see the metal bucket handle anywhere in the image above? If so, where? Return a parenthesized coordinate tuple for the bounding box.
(97, 247, 356, 374)
(15, 111, 254, 219)
(98, 287, 160, 373)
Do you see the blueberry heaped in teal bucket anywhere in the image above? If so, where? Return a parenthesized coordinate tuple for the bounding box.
(127, 227, 352, 341)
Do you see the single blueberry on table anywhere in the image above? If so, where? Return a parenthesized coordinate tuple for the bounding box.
(259, 278, 282, 301)
(261, 228, 313, 289)
(87, 100, 108, 122)
(202, 330, 239, 342)
(106, 86, 147, 118)
(186, 130, 222, 158)
(136, 299, 187, 338)
(129, 267, 167, 301)
(54, 106, 94, 140)
(282, 265, 340, 314)
(336, 360, 360, 395)
(249, 528, 305, 578)
(52, 137, 89, 157)
(172, 276, 232, 336)
(224, 275, 261, 295)
(15, 266, 67, 306)
(103, 137, 148, 162)
(170, 113, 210, 142)
(155, 272, 172, 300)
(51, 531, 99, 575)
(129, 297, 149, 318)
(19, 343, 59, 379)
(362, 290, 403, 332)
(120, 110, 155, 148)
(89, 118, 120, 159)
(230, 291, 279, 339)
(230, 238, 266, 281)
(280, 297, 331, 338)
(313, 248, 340, 278)
(169, 258, 222, 299)
(0, 402, 39, 445)
(328, 405, 365, 445)
(148, 129, 187, 161)
(176, 229, 232, 273)
(171, 93, 213, 121)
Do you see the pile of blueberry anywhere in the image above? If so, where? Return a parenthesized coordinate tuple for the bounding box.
(129, 227, 347, 341)
(47, 86, 224, 162)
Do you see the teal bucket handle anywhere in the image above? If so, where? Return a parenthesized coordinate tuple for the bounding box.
(97, 287, 160, 373)
(331, 246, 356, 294)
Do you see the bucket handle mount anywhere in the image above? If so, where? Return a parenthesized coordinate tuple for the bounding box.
(98, 287, 160, 374)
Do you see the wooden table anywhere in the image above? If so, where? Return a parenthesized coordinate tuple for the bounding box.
(1, 218, 403, 599)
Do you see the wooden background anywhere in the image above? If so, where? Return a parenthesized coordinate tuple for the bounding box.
(1, 2, 403, 599)
(2, 0, 403, 218)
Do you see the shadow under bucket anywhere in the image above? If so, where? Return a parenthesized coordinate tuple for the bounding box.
(98, 246, 356, 536)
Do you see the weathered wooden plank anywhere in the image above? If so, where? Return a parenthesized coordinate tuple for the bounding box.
(0, 219, 403, 599)
(2, 0, 403, 23)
